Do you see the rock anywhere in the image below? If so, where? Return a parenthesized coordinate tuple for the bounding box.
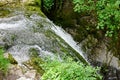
(5, 65, 23, 80)
(16, 77, 32, 80)
(4, 53, 18, 64)
(4, 64, 41, 80)
(3, 55, 42, 80)
(8, 65, 23, 76)
(23, 57, 44, 75)
(25, 70, 36, 79)
(5, 74, 20, 80)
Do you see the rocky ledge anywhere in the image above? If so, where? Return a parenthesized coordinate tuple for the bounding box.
(0, 53, 42, 80)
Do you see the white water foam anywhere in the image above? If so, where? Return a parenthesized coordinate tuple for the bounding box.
(0, 21, 25, 29)
(0, 15, 28, 30)
(51, 25, 88, 63)
(8, 45, 55, 64)
(30, 14, 88, 63)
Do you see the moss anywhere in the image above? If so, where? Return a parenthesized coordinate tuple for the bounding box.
(0, 0, 45, 17)
(23, 0, 45, 17)
(29, 48, 39, 57)
(24, 0, 41, 7)
(31, 57, 44, 74)
(0, 1, 21, 17)
(24, 5, 45, 17)
(7, 53, 18, 64)
(25, 57, 44, 75)
(11, 34, 17, 41)
(0, 8, 11, 17)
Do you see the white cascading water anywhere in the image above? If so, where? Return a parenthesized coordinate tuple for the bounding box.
(0, 15, 28, 30)
(0, 14, 88, 64)
(30, 14, 88, 63)
(8, 45, 55, 64)
(51, 25, 88, 63)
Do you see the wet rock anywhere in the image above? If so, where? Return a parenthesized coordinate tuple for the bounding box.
(29, 48, 39, 57)
(102, 66, 120, 80)
(79, 35, 120, 80)
(91, 61, 120, 80)
(23, 57, 44, 75)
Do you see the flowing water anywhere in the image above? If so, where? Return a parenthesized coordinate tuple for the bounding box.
(1, 1, 120, 79)
(0, 14, 88, 64)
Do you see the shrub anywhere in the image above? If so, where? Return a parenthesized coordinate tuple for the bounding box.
(73, 0, 120, 39)
(41, 59, 102, 80)
(43, 0, 54, 11)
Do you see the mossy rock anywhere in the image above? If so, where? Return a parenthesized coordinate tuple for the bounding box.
(25, 5, 45, 17)
(24, 0, 41, 6)
(8, 54, 18, 64)
(29, 48, 39, 57)
(0, 0, 45, 17)
(22, 0, 45, 17)
(24, 57, 44, 75)
(4, 53, 18, 64)
(0, 8, 11, 17)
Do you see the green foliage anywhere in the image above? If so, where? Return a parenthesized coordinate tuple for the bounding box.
(43, 0, 54, 11)
(41, 59, 102, 80)
(96, 0, 120, 38)
(73, 0, 120, 39)
(0, 47, 9, 73)
(73, 0, 95, 13)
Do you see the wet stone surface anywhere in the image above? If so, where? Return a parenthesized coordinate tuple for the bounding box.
(102, 67, 120, 80)
(91, 61, 120, 80)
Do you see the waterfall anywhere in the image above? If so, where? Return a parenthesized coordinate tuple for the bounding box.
(30, 14, 88, 63)
(51, 25, 88, 64)
(0, 14, 88, 64)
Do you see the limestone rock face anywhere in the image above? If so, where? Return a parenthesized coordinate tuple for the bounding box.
(4, 64, 41, 80)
